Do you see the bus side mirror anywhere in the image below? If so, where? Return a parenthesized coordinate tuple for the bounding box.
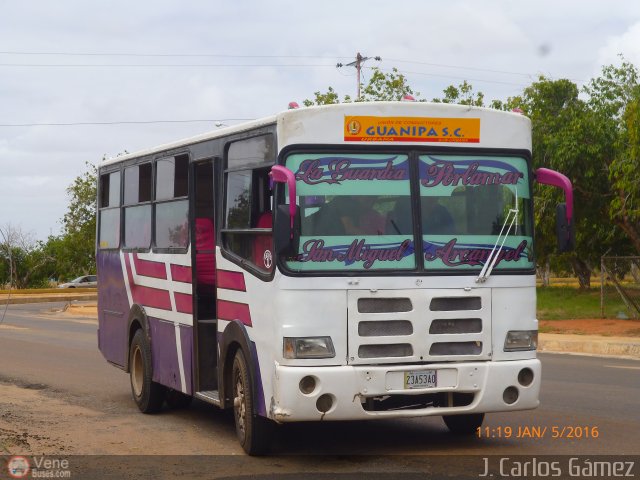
(535, 168, 575, 253)
(269, 165, 300, 256)
(275, 204, 300, 256)
(556, 203, 575, 253)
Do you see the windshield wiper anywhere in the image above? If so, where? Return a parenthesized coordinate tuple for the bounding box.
(476, 190, 519, 283)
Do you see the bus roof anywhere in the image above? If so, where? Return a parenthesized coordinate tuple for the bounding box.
(101, 102, 531, 167)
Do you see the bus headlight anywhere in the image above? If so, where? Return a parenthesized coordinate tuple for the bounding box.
(504, 330, 538, 351)
(283, 337, 336, 359)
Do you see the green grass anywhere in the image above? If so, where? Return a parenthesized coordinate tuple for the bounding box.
(537, 285, 640, 320)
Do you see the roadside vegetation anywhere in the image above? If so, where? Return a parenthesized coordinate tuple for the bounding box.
(537, 285, 640, 320)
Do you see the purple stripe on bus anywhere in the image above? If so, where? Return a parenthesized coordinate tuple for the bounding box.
(170, 264, 192, 283)
(97, 250, 131, 367)
(217, 270, 246, 292)
(179, 324, 194, 395)
(133, 253, 167, 279)
(217, 300, 252, 326)
(149, 317, 182, 391)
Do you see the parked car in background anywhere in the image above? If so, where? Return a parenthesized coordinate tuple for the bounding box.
(58, 275, 97, 288)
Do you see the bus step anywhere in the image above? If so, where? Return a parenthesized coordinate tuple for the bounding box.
(195, 390, 221, 407)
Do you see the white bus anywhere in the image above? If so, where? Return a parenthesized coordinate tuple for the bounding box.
(97, 101, 574, 454)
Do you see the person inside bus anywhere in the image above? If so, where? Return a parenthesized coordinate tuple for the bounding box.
(387, 196, 412, 235)
(250, 169, 275, 270)
(252, 208, 273, 270)
(309, 195, 385, 236)
(421, 195, 454, 234)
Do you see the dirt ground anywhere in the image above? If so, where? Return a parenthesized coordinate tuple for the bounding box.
(0, 380, 240, 455)
(540, 318, 640, 336)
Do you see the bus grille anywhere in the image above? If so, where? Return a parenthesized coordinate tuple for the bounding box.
(358, 343, 413, 358)
(358, 320, 413, 337)
(358, 297, 412, 313)
(429, 318, 482, 334)
(348, 289, 492, 364)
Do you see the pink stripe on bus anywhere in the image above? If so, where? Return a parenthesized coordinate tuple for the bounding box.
(217, 270, 246, 292)
(131, 284, 172, 311)
(174, 292, 193, 314)
(133, 254, 167, 279)
(124, 254, 172, 310)
(217, 300, 252, 326)
(171, 264, 192, 283)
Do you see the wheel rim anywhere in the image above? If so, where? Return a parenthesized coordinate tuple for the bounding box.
(234, 369, 247, 438)
(131, 345, 144, 397)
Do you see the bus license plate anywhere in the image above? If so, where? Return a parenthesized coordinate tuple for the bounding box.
(404, 370, 437, 389)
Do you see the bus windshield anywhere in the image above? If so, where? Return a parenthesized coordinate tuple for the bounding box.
(284, 152, 533, 273)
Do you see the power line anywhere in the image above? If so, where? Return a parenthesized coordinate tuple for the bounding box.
(384, 58, 586, 83)
(367, 66, 530, 88)
(0, 119, 253, 127)
(0, 51, 352, 59)
(0, 50, 585, 83)
(0, 63, 335, 68)
(384, 57, 535, 78)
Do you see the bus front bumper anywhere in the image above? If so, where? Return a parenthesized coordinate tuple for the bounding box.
(270, 359, 540, 422)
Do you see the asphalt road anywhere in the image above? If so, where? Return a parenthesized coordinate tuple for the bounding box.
(1, 302, 639, 460)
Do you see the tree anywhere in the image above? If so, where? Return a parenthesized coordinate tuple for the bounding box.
(41, 162, 98, 282)
(586, 60, 640, 252)
(432, 80, 485, 106)
(303, 67, 418, 105)
(360, 67, 419, 102)
(302, 86, 344, 106)
(611, 93, 640, 251)
(511, 67, 640, 289)
(62, 161, 97, 276)
(0, 224, 53, 288)
(510, 77, 607, 288)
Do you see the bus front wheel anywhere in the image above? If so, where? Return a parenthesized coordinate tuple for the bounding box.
(231, 349, 274, 455)
(443, 413, 485, 434)
(129, 329, 165, 413)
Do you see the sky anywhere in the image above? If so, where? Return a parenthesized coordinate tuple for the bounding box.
(2, 0, 640, 241)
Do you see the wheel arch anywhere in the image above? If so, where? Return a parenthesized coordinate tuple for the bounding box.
(218, 320, 263, 414)
(125, 304, 150, 373)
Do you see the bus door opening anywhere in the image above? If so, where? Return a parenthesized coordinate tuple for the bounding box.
(193, 160, 218, 391)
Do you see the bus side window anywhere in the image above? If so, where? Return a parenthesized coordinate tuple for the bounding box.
(98, 170, 121, 249)
(123, 163, 152, 250)
(253, 210, 272, 269)
(224, 167, 273, 273)
(155, 155, 189, 250)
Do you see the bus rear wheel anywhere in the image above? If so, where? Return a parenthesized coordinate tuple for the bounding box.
(231, 349, 274, 455)
(130, 329, 165, 413)
(443, 413, 485, 434)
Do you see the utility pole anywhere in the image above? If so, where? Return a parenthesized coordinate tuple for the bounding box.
(337, 52, 381, 100)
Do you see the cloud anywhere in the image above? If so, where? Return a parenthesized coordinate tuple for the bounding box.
(598, 21, 640, 68)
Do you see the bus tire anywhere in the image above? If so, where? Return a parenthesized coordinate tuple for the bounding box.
(129, 329, 165, 413)
(165, 389, 193, 409)
(232, 349, 274, 455)
(443, 413, 485, 434)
